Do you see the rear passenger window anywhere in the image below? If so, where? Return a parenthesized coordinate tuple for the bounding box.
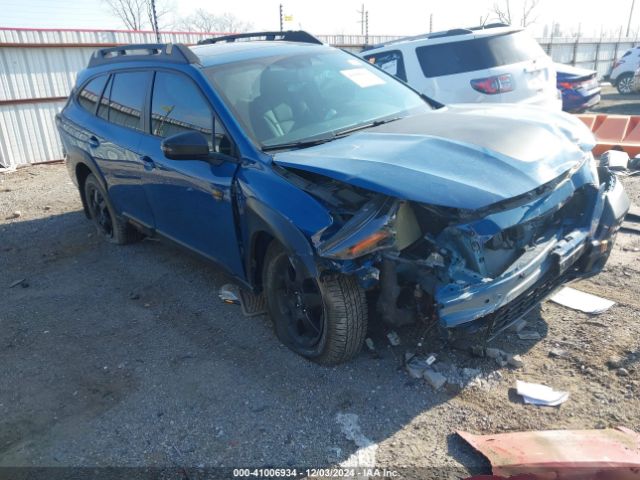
(364, 50, 407, 82)
(151, 72, 216, 150)
(77, 75, 108, 114)
(102, 71, 151, 131)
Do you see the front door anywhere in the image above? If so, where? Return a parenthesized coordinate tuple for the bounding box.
(138, 71, 244, 278)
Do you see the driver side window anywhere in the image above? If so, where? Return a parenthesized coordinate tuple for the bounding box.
(150, 71, 233, 155)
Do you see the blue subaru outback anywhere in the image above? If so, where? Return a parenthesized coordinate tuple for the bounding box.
(57, 31, 629, 365)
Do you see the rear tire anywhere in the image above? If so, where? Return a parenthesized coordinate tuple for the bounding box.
(263, 242, 368, 365)
(84, 174, 142, 245)
(616, 73, 634, 94)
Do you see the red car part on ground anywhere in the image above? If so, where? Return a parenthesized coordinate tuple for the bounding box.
(460, 427, 640, 480)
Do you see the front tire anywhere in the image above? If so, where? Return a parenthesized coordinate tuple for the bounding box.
(263, 242, 368, 365)
(616, 73, 634, 94)
(84, 174, 141, 245)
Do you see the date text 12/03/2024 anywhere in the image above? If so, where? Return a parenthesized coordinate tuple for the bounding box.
(232, 468, 400, 478)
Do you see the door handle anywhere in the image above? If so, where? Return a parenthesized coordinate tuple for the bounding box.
(141, 156, 155, 170)
(88, 136, 100, 148)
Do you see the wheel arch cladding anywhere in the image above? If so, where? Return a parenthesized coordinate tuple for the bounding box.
(236, 166, 334, 289)
(66, 146, 108, 219)
(250, 230, 275, 290)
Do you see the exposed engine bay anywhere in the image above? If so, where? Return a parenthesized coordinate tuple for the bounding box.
(276, 153, 629, 336)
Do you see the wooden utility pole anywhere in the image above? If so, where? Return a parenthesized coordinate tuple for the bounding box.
(627, 0, 636, 37)
(279, 4, 283, 32)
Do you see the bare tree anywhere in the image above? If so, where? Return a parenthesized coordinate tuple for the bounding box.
(103, 0, 173, 30)
(173, 10, 252, 33)
(492, 0, 540, 27)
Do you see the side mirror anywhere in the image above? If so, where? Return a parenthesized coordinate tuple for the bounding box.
(161, 131, 209, 160)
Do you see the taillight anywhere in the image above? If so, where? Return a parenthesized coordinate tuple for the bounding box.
(558, 81, 575, 90)
(470, 74, 514, 94)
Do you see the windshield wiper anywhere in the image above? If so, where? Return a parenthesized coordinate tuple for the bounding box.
(333, 116, 403, 137)
(261, 136, 336, 152)
(261, 116, 404, 152)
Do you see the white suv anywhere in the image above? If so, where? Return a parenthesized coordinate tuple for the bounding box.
(362, 24, 561, 109)
(609, 46, 640, 94)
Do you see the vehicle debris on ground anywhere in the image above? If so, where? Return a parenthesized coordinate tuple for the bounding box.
(550, 286, 615, 314)
(515, 380, 569, 406)
(459, 427, 640, 479)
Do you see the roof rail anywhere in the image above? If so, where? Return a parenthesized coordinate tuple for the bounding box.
(197, 30, 322, 45)
(88, 43, 199, 68)
(363, 23, 516, 51)
(469, 22, 512, 30)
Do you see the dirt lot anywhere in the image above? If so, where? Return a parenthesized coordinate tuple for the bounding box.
(1, 143, 639, 476)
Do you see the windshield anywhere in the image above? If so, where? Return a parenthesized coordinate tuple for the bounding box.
(204, 49, 431, 149)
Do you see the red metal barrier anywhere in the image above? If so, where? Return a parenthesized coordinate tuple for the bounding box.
(576, 114, 640, 158)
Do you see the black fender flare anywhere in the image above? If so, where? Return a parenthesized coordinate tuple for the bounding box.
(243, 196, 322, 290)
(65, 145, 108, 218)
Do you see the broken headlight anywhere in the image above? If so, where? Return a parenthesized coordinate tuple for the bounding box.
(315, 197, 421, 260)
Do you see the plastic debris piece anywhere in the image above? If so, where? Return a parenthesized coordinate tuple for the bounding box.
(507, 354, 524, 368)
(423, 369, 446, 390)
(516, 380, 569, 406)
(509, 318, 528, 333)
(405, 357, 429, 379)
(365, 338, 375, 351)
(517, 331, 541, 341)
(386, 331, 400, 346)
(601, 149, 629, 170)
(218, 284, 240, 305)
(550, 286, 615, 314)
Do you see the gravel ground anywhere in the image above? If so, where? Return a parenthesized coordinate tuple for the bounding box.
(0, 155, 639, 479)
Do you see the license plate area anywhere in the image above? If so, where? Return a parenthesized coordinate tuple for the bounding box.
(552, 232, 588, 274)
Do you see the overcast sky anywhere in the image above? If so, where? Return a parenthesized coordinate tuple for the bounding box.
(0, 0, 637, 37)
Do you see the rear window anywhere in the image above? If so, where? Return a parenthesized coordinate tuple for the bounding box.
(416, 31, 545, 78)
(363, 50, 407, 81)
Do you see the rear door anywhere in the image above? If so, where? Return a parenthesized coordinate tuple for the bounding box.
(92, 70, 155, 228)
(137, 70, 244, 277)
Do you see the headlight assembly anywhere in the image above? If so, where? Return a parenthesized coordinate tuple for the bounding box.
(315, 197, 421, 260)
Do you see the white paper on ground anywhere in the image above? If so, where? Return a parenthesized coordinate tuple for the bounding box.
(550, 286, 615, 314)
(516, 380, 569, 406)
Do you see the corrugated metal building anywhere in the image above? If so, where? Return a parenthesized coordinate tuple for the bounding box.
(0, 27, 636, 167)
(0, 27, 402, 167)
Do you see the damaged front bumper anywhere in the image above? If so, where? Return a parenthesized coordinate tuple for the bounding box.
(314, 161, 629, 334)
(436, 166, 629, 330)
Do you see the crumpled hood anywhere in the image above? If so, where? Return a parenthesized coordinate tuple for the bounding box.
(273, 104, 596, 210)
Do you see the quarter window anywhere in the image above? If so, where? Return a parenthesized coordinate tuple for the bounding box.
(77, 75, 108, 114)
(101, 71, 151, 131)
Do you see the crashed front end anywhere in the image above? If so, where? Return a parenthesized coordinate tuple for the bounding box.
(303, 153, 629, 334)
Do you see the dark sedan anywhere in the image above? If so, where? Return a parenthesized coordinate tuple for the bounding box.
(556, 63, 601, 112)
